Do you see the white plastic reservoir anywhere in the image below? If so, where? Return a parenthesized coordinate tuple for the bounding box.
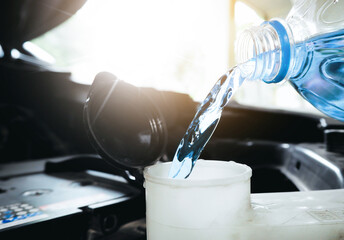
(144, 160, 344, 240)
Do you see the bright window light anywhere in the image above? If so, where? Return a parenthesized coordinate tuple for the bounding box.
(32, 0, 230, 100)
(31, 0, 321, 115)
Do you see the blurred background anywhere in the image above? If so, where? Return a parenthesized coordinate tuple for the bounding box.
(24, 0, 318, 114)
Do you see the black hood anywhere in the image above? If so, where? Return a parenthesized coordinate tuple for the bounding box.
(0, 0, 86, 50)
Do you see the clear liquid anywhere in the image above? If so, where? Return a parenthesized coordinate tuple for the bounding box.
(290, 29, 344, 121)
(168, 66, 247, 179)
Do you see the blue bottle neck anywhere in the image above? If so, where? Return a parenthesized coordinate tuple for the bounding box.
(236, 19, 296, 84)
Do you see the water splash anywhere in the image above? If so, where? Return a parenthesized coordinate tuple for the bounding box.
(168, 66, 248, 179)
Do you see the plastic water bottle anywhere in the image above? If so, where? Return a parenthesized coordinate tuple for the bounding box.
(168, 0, 344, 179)
(236, 0, 344, 121)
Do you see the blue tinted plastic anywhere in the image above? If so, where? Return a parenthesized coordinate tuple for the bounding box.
(289, 29, 344, 121)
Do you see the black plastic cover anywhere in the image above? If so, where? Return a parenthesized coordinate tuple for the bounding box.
(325, 129, 344, 153)
(84, 72, 167, 170)
(0, 0, 86, 48)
